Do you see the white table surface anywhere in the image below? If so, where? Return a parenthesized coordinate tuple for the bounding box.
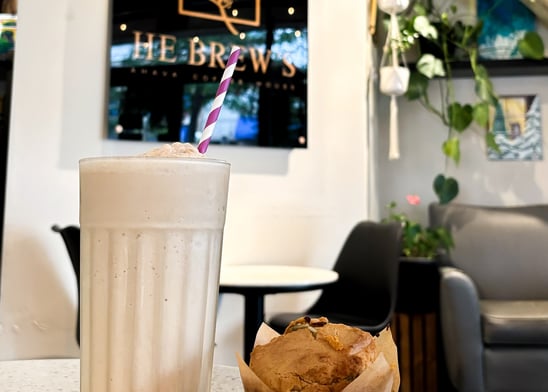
(220, 264, 339, 288)
(0, 358, 244, 392)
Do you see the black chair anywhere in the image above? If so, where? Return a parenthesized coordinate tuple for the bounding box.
(268, 221, 402, 335)
(51, 224, 80, 346)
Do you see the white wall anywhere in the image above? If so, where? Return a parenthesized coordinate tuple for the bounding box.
(0, 0, 372, 363)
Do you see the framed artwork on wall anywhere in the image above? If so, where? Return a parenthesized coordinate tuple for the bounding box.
(108, 0, 308, 149)
(477, 0, 536, 60)
(487, 94, 543, 161)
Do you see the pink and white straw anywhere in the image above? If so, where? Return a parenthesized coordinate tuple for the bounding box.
(197, 45, 241, 153)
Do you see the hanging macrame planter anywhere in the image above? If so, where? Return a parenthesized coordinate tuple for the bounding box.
(378, 0, 410, 160)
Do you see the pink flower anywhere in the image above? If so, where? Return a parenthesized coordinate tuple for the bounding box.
(406, 194, 421, 206)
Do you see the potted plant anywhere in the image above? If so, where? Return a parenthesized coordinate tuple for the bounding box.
(383, 194, 454, 259)
(391, 0, 544, 204)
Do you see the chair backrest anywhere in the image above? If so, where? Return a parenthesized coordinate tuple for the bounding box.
(308, 221, 402, 332)
(429, 203, 548, 300)
(51, 224, 81, 345)
(51, 224, 80, 282)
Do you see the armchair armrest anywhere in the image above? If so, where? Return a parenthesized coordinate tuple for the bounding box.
(439, 266, 484, 392)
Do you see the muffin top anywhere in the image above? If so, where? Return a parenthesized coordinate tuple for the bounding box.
(249, 317, 376, 392)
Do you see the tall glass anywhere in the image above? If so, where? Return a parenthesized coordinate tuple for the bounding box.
(79, 156, 230, 392)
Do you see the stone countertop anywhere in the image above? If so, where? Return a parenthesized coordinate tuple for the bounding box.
(0, 358, 244, 391)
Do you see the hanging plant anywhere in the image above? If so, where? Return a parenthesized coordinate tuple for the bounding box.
(395, 0, 544, 204)
(378, 0, 412, 160)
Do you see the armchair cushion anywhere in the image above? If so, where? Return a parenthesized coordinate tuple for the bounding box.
(481, 300, 548, 346)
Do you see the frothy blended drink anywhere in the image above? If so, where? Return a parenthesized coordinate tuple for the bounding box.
(79, 143, 230, 392)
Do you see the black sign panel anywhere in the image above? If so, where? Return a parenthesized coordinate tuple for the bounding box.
(108, 0, 308, 148)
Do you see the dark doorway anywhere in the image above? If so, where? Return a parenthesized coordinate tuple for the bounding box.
(0, 0, 16, 280)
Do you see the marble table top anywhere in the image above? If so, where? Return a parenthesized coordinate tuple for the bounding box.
(0, 358, 244, 391)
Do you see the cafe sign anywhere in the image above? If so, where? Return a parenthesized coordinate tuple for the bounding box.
(178, 0, 261, 36)
(108, 0, 308, 148)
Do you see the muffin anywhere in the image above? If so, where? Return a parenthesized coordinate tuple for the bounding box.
(249, 317, 378, 392)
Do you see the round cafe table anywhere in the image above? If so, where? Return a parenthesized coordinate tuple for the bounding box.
(0, 358, 243, 391)
(219, 264, 339, 363)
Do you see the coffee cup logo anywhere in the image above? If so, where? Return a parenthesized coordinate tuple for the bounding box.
(178, 0, 261, 36)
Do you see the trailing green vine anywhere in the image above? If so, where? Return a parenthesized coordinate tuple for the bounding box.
(394, 0, 544, 204)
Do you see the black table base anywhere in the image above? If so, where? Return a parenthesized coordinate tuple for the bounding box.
(220, 279, 336, 364)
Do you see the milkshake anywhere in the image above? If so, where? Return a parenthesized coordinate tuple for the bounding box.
(79, 144, 230, 391)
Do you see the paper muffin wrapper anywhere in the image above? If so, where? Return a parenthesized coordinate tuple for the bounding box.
(236, 323, 400, 392)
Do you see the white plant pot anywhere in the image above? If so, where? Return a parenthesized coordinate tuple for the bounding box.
(378, 0, 410, 14)
(380, 66, 410, 96)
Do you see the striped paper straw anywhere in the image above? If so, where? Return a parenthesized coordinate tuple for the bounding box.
(197, 45, 241, 153)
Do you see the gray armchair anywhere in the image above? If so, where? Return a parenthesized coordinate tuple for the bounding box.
(429, 203, 548, 392)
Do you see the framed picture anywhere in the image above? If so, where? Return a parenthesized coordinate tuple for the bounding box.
(477, 0, 536, 59)
(487, 95, 543, 161)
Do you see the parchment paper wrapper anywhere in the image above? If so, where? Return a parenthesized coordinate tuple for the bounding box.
(237, 323, 400, 392)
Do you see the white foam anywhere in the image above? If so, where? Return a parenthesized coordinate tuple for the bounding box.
(141, 142, 203, 158)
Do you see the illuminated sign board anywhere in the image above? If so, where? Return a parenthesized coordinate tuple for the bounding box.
(108, 0, 308, 148)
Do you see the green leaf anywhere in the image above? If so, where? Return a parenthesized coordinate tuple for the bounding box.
(518, 31, 545, 60)
(433, 227, 454, 250)
(433, 174, 459, 204)
(474, 65, 497, 105)
(462, 21, 483, 47)
(440, 12, 449, 25)
(448, 103, 473, 132)
(473, 102, 490, 127)
(486, 132, 500, 153)
(405, 72, 429, 100)
(413, 16, 438, 40)
(451, 21, 467, 46)
(416, 54, 446, 79)
(412, 3, 428, 16)
(474, 64, 489, 79)
(442, 137, 460, 164)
